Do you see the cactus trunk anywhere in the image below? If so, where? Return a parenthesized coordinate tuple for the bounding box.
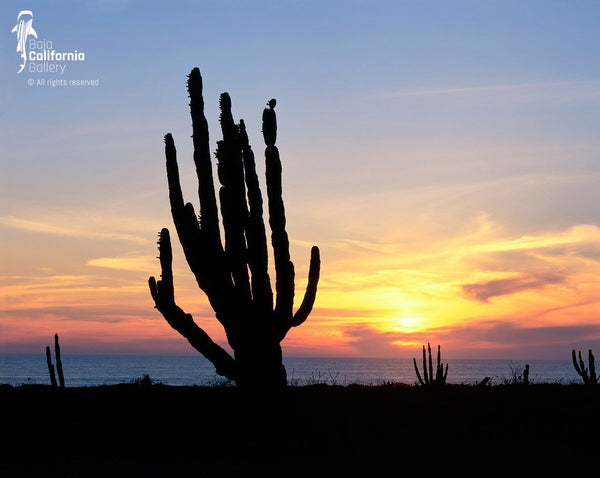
(54, 333, 65, 388)
(235, 340, 287, 388)
(46, 346, 57, 387)
(149, 68, 320, 389)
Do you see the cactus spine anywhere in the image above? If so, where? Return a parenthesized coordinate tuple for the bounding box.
(148, 68, 320, 389)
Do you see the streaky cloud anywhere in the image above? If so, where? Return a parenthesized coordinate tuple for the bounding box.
(373, 79, 600, 99)
(462, 274, 565, 303)
(432, 320, 600, 347)
(0, 215, 151, 244)
(87, 255, 157, 272)
(341, 320, 600, 359)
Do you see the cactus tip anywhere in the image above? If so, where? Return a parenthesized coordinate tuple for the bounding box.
(187, 67, 202, 95)
(239, 119, 249, 145)
(219, 92, 231, 109)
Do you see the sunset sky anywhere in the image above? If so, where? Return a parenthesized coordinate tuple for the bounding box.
(2, 1, 600, 359)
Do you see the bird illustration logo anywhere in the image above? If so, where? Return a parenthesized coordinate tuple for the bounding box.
(12, 10, 38, 74)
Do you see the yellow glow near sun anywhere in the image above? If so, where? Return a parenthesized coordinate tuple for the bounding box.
(392, 316, 425, 333)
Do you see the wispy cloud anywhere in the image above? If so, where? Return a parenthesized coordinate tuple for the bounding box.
(431, 320, 600, 349)
(373, 79, 600, 99)
(339, 320, 600, 359)
(87, 255, 157, 272)
(462, 274, 564, 303)
(0, 215, 151, 244)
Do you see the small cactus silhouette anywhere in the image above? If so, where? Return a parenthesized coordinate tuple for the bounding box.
(413, 343, 448, 386)
(46, 333, 65, 388)
(572, 349, 598, 385)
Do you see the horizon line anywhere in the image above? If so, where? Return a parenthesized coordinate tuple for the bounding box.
(0, 351, 574, 361)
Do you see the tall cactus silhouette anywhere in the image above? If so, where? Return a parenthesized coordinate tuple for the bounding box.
(148, 68, 320, 388)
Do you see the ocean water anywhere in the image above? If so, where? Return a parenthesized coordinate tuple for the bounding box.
(0, 354, 582, 387)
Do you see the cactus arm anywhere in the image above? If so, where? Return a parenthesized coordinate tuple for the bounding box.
(164, 133, 185, 216)
(263, 102, 295, 320)
(434, 345, 449, 385)
(572, 349, 582, 375)
(164, 135, 207, 289)
(46, 346, 57, 387)
(164, 135, 205, 275)
(187, 69, 241, 322)
(148, 229, 237, 380)
(579, 351, 590, 384)
(188, 68, 223, 256)
(240, 120, 273, 312)
(427, 343, 434, 384)
(588, 350, 597, 385)
(413, 357, 425, 385)
(54, 334, 65, 388)
(164, 133, 204, 281)
(421, 345, 429, 385)
(289, 246, 321, 329)
(435, 345, 442, 383)
(216, 93, 251, 304)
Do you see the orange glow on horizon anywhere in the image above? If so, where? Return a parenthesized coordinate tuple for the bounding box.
(2, 211, 600, 359)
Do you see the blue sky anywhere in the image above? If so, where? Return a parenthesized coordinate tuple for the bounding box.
(3, 0, 599, 211)
(1, 1, 600, 358)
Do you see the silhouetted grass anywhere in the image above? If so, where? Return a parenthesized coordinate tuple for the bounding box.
(1, 382, 598, 477)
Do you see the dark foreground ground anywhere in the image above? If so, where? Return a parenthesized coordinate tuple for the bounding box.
(2, 382, 599, 477)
